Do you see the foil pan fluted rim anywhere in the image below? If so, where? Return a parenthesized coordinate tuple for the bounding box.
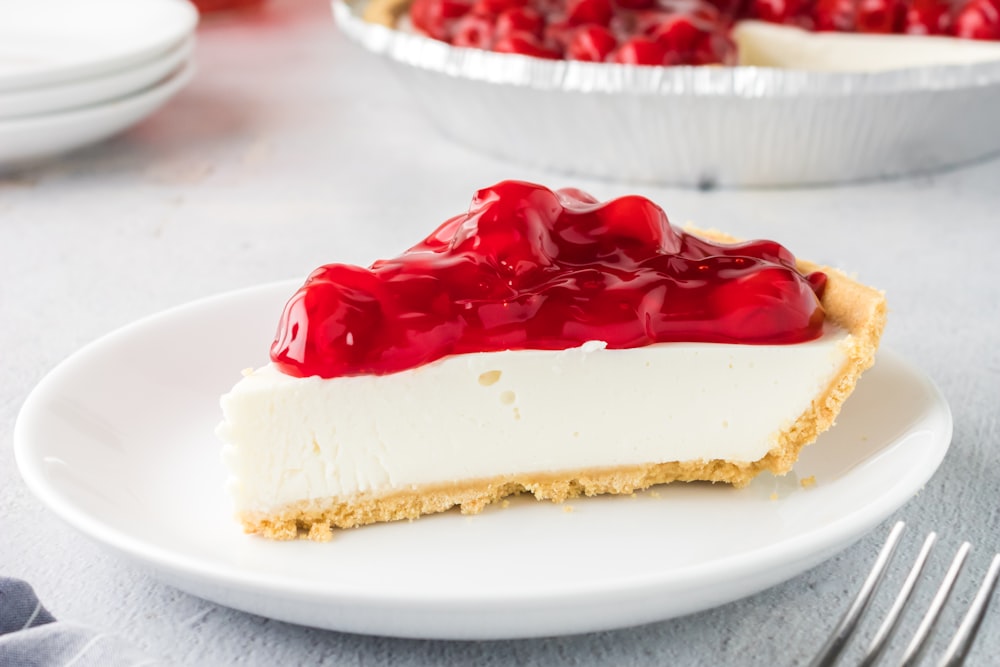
(333, 0, 1000, 97)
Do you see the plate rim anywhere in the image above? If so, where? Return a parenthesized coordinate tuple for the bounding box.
(0, 0, 198, 93)
(0, 58, 195, 166)
(0, 37, 195, 121)
(13, 280, 953, 633)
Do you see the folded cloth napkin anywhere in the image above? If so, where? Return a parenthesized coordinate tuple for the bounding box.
(0, 577, 161, 666)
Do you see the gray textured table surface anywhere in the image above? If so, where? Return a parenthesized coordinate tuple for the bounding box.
(3, 1, 999, 665)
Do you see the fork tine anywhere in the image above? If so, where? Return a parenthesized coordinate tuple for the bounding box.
(858, 531, 937, 667)
(936, 553, 1000, 667)
(809, 521, 906, 667)
(898, 542, 971, 666)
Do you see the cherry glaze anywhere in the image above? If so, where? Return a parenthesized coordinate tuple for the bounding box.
(409, 0, 1000, 68)
(271, 181, 827, 378)
(410, 0, 738, 65)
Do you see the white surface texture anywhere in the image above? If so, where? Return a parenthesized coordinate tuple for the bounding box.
(2, 0, 1000, 664)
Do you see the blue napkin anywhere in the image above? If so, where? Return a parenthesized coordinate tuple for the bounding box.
(0, 577, 162, 666)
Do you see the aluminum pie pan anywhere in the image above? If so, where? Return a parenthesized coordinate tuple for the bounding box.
(333, 0, 1000, 187)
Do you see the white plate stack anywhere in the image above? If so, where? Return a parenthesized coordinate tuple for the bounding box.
(0, 0, 198, 169)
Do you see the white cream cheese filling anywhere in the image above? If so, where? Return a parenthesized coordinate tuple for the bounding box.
(219, 326, 851, 513)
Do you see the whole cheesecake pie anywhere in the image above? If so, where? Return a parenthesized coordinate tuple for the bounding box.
(218, 181, 886, 540)
(361, 0, 1000, 68)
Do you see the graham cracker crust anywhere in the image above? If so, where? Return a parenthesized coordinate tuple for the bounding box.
(236, 228, 886, 541)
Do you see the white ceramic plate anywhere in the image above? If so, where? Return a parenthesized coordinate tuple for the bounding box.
(0, 0, 197, 93)
(0, 59, 194, 169)
(14, 281, 952, 640)
(0, 37, 194, 121)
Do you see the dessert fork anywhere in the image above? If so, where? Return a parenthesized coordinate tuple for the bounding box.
(810, 522, 1000, 667)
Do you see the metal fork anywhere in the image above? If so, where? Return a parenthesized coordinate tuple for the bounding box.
(810, 522, 1000, 667)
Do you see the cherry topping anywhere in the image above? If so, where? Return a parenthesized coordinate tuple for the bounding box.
(855, 0, 904, 32)
(748, 0, 804, 24)
(495, 6, 547, 37)
(453, 13, 497, 47)
(903, 0, 951, 33)
(812, 0, 857, 31)
(649, 14, 706, 55)
(951, 0, 1000, 39)
(409, 0, 1000, 67)
(611, 36, 669, 64)
(471, 0, 528, 15)
(616, 0, 656, 9)
(410, 0, 474, 40)
(566, 24, 619, 60)
(565, 0, 615, 26)
(272, 265, 386, 378)
(272, 181, 828, 379)
(690, 30, 737, 63)
(493, 32, 563, 56)
(543, 19, 577, 48)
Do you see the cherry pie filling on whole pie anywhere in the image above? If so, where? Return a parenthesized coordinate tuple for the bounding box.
(397, 0, 1000, 66)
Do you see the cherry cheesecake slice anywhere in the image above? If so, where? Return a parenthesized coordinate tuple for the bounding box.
(218, 181, 885, 540)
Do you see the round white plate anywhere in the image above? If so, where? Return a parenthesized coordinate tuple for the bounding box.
(14, 281, 952, 640)
(0, 37, 194, 121)
(0, 60, 194, 169)
(0, 0, 197, 93)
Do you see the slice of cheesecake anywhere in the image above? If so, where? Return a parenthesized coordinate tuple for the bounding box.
(218, 181, 885, 541)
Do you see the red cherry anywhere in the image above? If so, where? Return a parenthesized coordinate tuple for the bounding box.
(452, 181, 563, 276)
(543, 19, 577, 49)
(812, 0, 856, 31)
(727, 240, 797, 269)
(855, 0, 903, 32)
(703, 0, 746, 17)
(903, 0, 951, 34)
(689, 30, 737, 64)
(408, 215, 465, 254)
(748, 0, 804, 23)
(806, 271, 828, 298)
(708, 262, 824, 344)
(590, 195, 680, 253)
(684, 237, 802, 279)
(566, 25, 618, 60)
(951, 0, 1000, 39)
(565, 0, 615, 26)
(664, 0, 723, 24)
(649, 14, 706, 54)
(430, 255, 518, 302)
(410, 0, 474, 40)
(272, 265, 385, 377)
(493, 33, 563, 57)
(611, 36, 669, 64)
(634, 10, 675, 36)
(452, 13, 496, 47)
(556, 187, 601, 207)
(616, 0, 656, 8)
(470, 0, 527, 17)
(495, 7, 546, 38)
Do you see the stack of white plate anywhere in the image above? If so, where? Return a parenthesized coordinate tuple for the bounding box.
(0, 0, 198, 169)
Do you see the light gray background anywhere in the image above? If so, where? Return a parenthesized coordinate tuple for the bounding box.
(2, 1, 999, 664)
